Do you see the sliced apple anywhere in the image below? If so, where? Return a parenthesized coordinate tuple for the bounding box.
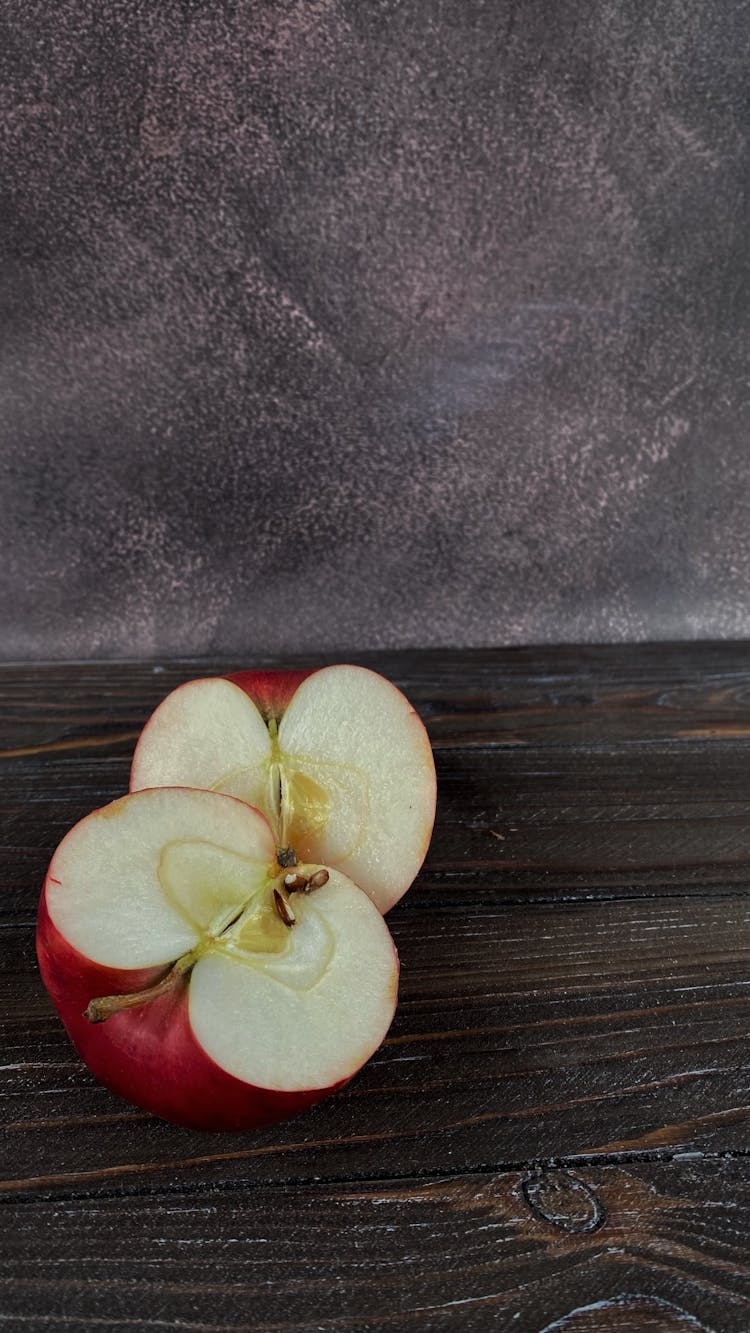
(37, 787, 398, 1131)
(130, 666, 436, 913)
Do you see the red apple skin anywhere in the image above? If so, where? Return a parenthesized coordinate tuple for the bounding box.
(226, 668, 315, 722)
(36, 880, 361, 1133)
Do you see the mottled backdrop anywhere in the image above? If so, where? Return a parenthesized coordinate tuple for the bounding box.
(1, 0, 749, 658)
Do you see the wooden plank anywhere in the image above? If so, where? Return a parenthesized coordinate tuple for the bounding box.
(5, 643, 750, 758)
(4, 644, 750, 748)
(1, 1159, 749, 1331)
(7, 645, 750, 918)
(4, 887, 750, 1194)
(5, 740, 750, 918)
(4, 645, 750, 1333)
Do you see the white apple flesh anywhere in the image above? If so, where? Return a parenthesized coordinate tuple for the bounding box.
(130, 666, 436, 914)
(37, 787, 399, 1131)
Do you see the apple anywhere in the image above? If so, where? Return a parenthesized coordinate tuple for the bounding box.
(130, 665, 436, 914)
(37, 786, 399, 1131)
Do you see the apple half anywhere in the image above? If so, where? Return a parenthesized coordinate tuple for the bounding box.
(130, 666, 436, 914)
(37, 787, 398, 1131)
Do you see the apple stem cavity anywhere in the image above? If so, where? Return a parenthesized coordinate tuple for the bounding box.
(83, 947, 199, 1024)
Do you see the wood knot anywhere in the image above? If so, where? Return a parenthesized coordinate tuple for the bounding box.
(521, 1169, 605, 1234)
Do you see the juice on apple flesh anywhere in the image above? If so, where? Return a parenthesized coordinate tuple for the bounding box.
(228, 669, 328, 864)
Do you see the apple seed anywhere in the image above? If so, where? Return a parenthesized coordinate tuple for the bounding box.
(306, 869, 330, 891)
(273, 886, 296, 927)
(284, 872, 309, 891)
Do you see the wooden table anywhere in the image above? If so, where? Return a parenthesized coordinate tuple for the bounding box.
(3, 645, 750, 1331)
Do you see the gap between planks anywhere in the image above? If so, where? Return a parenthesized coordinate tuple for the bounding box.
(3, 1144, 750, 1208)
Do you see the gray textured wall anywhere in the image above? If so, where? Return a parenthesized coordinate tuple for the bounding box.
(1, 0, 749, 659)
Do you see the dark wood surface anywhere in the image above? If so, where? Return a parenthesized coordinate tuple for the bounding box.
(3, 644, 750, 1331)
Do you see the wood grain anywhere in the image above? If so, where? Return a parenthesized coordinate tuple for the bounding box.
(3, 646, 750, 1329)
(3, 894, 750, 1192)
(2, 1161, 750, 1331)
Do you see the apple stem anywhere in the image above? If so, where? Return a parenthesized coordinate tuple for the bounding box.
(83, 949, 199, 1024)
